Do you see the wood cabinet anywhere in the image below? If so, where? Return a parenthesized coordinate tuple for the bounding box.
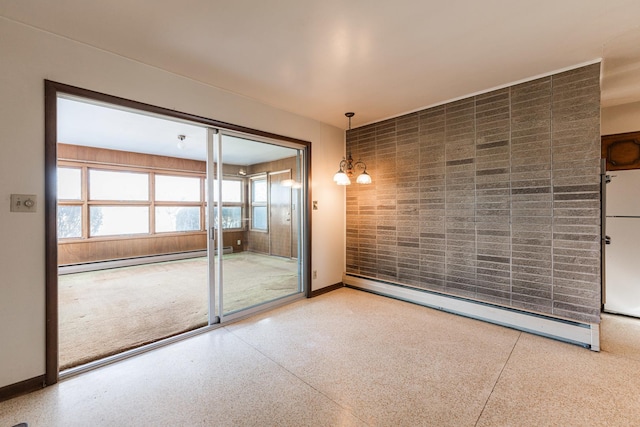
(602, 131, 640, 171)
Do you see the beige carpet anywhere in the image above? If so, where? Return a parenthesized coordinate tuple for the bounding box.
(59, 252, 299, 370)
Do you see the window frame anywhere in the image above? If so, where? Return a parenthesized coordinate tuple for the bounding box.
(154, 173, 204, 234)
(56, 161, 209, 240)
(250, 175, 268, 232)
(211, 176, 245, 231)
(88, 168, 150, 202)
(89, 205, 151, 237)
(56, 166, 84, 239)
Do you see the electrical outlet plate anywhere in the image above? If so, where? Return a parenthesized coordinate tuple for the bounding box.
(10, 194, 37, 213)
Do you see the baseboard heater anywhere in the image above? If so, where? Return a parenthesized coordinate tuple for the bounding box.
(59, 251, 207, 275)
(214, 246, 234, 255)
(343, 273, 600, 351)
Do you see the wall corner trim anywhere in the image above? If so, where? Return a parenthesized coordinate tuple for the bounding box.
(0, 375, 45, 403)
(343, 274, 600, 351)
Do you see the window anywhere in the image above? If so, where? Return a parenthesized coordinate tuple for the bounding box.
(56, 162, 254, 237)
(155, 175, 202, 233)
(89, 170, 148, 201)
(155, 206, 201, 232)
(57, 205, 82, 239)
(214, 179, 243, 203)
(252, 178, 267, 203)
(251, 176, 267, 231)
(57, 167, 82, 200)
(90, 206, 149, 236)
(213, 206, 242, 229)
(57, 163, 208, 239)
(252, 206, 267, 230)
(86, 170, 150, 237)
(57, 167, 83, 239)
(210, 178, 244, 230)
(155, 175, 200, 202)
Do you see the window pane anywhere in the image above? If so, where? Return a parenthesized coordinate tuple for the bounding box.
(252, 206, 267, 230)
(213, 207, 242, 229)
(155, 175, 200, 202)
(89, 170, 149, 201)
(90, 206, 149, 236)
(155, 206, 201, 232)
(57, 205, 82, 238)
(252, 179, 267, 203)
(212, 180, 243, 203)
(58, 167, 82, 200)
(221, 180, 242, 203)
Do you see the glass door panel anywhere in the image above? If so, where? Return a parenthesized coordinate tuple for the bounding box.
(207, 128, 221, 323)
(211, 132, 306, 318)
(57, 95, 212, 372)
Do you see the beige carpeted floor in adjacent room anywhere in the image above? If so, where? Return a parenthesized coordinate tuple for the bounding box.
(58, 252, 299, 370)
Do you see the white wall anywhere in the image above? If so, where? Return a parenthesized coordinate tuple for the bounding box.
(602, 101, 640, 135)
(0, 17, 346, 389)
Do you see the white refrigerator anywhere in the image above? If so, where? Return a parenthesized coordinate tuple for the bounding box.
(605, 169, 640, 318)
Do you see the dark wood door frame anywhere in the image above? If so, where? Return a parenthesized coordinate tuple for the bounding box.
(44, 80, 312, 385)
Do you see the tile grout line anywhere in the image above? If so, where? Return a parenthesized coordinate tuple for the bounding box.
(223, 326, 373, 426)
(474, 331, 522, 427)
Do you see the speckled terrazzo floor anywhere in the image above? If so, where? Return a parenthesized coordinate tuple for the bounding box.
(2, 287, 639, 426)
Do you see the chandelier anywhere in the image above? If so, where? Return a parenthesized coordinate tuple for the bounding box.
(333, 112, 372, 186)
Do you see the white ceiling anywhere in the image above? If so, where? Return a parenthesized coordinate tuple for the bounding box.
(2, 0, 640, 129)
(58, 97, 298, 164)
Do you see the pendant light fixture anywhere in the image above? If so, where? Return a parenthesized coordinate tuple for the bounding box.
(333, 112, 372, 185)
(176, 134, 186, 150)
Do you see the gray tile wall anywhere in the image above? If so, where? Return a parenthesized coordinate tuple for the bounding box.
(345, 64, 601, 323)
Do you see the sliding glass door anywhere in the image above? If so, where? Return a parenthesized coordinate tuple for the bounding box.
(48, 83, 310, 380)
(209, 130, 307, 321)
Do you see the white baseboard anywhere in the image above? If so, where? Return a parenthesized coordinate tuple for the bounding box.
(343, 273, 600, 351)
(59, 251, 207, 275)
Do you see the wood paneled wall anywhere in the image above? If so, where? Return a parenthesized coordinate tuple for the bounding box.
(58, 231, 246, 266)
(246, 156, 299, 256)
(58, 143, 206, 173)
(59, 233, 207, 265)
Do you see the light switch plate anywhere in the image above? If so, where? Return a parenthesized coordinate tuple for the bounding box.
(10, 194, 37, 213)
